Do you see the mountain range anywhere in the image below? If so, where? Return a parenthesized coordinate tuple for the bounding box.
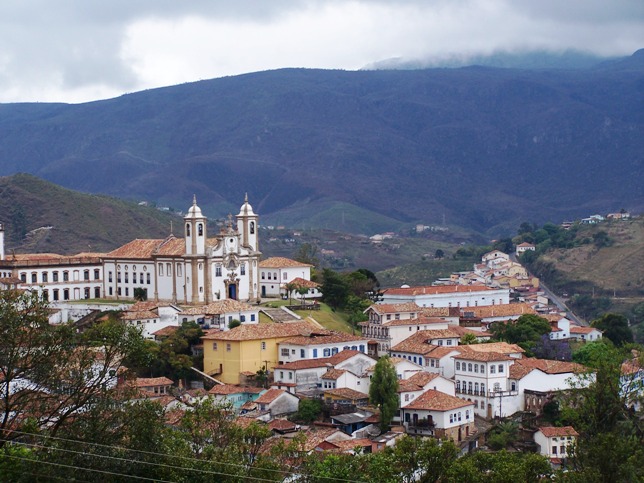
(0, 50, 643, 236)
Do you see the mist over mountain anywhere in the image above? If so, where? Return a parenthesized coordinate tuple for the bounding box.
(0, 50, 642, 236)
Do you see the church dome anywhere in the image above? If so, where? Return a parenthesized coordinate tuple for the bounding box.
(186, 195, 204, 218)
(238, 193, 255, 216)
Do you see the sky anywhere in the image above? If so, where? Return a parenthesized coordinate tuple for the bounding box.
(1, 0, 643, 104)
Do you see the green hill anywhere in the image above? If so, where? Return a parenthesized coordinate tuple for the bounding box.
(0, 174, 181, 254)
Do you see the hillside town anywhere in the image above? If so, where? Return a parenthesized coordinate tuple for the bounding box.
(1, 196, 642, 480)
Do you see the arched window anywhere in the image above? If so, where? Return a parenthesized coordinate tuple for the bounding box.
(456, 362, 461, 371)
(177, 264, 182, 277)
(198, 223, 203, 236)
(250, 221, 255, 234)
(186, 223, 191, 236)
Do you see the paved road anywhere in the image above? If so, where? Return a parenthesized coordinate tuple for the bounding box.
(510, 253, 587, 326)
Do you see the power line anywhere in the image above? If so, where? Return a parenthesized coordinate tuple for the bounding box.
(5, 429, 367, 483)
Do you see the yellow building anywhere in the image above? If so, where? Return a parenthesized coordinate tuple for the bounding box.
(202, 321, 315, 384)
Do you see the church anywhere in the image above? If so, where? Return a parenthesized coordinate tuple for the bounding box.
(0, 196, 262, 305)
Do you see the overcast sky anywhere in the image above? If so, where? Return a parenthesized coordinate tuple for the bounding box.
(1, 0, 643, 103)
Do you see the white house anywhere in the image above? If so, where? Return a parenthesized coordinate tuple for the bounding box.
(534, 426, 578, 461)
(258, 257, 313, 298)
(400, 390, 476, 443)
(398, 372, 456, 409)
(380, 285, 509, 309)
(481, 250, 510, 265)
(568, 325, 603, 342)
(273, 350, 375, 394)
(515, 243, 536, 257)
(253, 389, 300, 419)
(179, 299, 260, 330)
(118, 301, 182, 339)
(277, 331, 372, 363)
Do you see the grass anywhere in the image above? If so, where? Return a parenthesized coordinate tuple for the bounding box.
(260, 299, 355, 334)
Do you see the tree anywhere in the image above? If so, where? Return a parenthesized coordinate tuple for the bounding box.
(460, 333, 478, 345)
(532, 334, 572, 361)
(490, 314, 551, 355)
(228, 319, 241, 330)
(434, 249, 445, 259)
(592, 313, 633, 347)
(293, 399, 322, 423)
(320, 268, 349, 309)
(284, 281, 298, 304)
(369, 356, 399, 431)
(0, 289, 147, 448)
(294, 242, 319, 267)
(133, 287, 148, 301)
(560, 343, 644, 482)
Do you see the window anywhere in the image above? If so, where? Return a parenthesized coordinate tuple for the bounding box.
(94, 269, 100, 280)
(313, 349, 318, 358)
(240, 315, 246, 322)
(511, 381, 516, 391)
(139, 273, 143, 284)
(63, 271, 69, 282)
(447, 340, 452, 345)
(240, 264, 246, 276)
(490, 365, 496, 374)
(283, 272, 288, 280)
(125, 288, 129, 296)
(42, 290, 49, 301)
(438, 340, 443, 346)
(261, 272, 265, 280)
(215, 265, 222, 277)
(117, 288, 121, 296)
(281, 348, 289, 356)
(84, 288, 90, 299)
(250, 222, 255, 234)
(63, 289, 70, 300)
(198, 223, 203, 236)
(226, 343, 231, 352)
(474, 364, 478, 373)
(456, 362, 461, 370)
(468, 381, 473, 393)
(166, 263, 171, 275)
(53, 271, 59, 282)
(481, 383, 485, 394)
(147, 273, 151, 284)
(109, 287, 113, 296)
(133, 272, 137, 284)
(84, 270, 90, 281)
(288, 372, 293, 380)
(261, 341, 266, 350)
(53, 289, 59, 301)
(159, 264, 164, 276)
(498, 364, 504, 373)
(323, 348, 331, 357)
(186, 223, 191, 236)
(125, 272, 129, 283)
(94, 287, 100, 298)
(177, 265, 182, 277)
(31, 273, 37, 283)
(468, 363, 472, 372)
(108, 271, 113, 283)
(273, 272, 277, 280)
(552, 446, 557, 455)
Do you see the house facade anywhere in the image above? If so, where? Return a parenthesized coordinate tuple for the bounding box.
(380, 285, 509, 308)
(258, 257, 313, 298)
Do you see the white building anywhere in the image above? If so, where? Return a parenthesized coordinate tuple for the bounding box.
(258, 257, 313, 298)
(278, 331, 372, 363)
(0, 196, 262, 306)
(380, 285, 509, 309)
(534, 426, 578, 460)
(102, 196, 261, 304)
(179, 299, 260, 330)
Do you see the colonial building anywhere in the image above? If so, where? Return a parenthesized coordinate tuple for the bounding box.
(0, 196, 261, 305)
(380, 285, 509, 308)
(102, 195, 261, 304)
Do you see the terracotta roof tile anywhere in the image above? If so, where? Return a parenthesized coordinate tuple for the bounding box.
(510, 358, 587, 377)
(368, 303, 422, 315)
(459, 303, 535, 319)
(280, 331, 368, 346)
(201, 321, 315, 341)
(289, 277, 320, 289)
(255, 388, 290, 404)
(457, 342, 525, 354)
(454, 350, 513, 362)
(259, 257, 313, 268)
(135, 377, 174, 387)
(321, 369, 346, 380)
(324, 388, 369, 400)
(404, 389, 473, 411)
(383, 316, 450, 327)
(120, 310, 158, 321)
(181, 299, 256, 315)
(106, 239, 173, 259)
(538, 426, 578, 437)
(279, 350, 368, 370)
(570, 326, 601, 335)
(152, 326, 179, 337)
(384, 284, 494, 296)
(268, 419, 297, 431)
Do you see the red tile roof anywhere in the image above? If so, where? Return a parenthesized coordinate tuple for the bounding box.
(321, 369, 346, 380)
(106, 237, 184, 259)
(460, 303, 535, 319)
(510, 358, 587, 378)
(538, 426, 578, 437)
(367, 302, 422, 314)
(279, 350, 369, 370)
(324, 388, 369, 401)
(180, 299, 256, 315)
(201, 321, 315, 341)
(403, 389, 473, 411)
(208, 384, 264, 395)
(255, 388, 290, 404)
(280, 331, 368, 346)
(259, 257, 313, 268)
(384, 284, 494, 296)
(135, 377, 173, 387)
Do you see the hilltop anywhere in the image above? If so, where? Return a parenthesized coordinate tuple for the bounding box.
(0, 174, 180, 254)
(0, 51, 642, 236)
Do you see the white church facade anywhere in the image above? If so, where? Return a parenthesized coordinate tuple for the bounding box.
(0, 196, 262, 305)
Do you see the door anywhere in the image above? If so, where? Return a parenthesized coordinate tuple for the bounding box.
(228, 283, 237, 300)
(261, 285, 266, 297)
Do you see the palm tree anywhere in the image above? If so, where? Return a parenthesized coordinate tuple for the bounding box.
(284, 281, 298, 305)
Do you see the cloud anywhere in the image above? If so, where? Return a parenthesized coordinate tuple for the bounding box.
(0, 1, 642, 103)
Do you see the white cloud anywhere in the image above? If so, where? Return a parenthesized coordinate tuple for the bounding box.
(0, 0, 642, 103)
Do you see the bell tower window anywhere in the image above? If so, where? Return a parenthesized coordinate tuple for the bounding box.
(198, 223, 203, 236)
(250, 222, 255, 234)
(186, 224, 191, 236)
